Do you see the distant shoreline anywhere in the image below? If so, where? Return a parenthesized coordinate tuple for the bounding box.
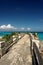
(0, 32, 43, 41)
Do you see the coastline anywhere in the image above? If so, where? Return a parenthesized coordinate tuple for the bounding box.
(0, 36, 2, 39)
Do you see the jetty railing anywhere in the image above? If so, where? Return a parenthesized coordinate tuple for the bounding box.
(32, 42, 43, 65)
(0, 34, 25, 58)
(29, 33, 43, 65)
(29, 33, 33, 54)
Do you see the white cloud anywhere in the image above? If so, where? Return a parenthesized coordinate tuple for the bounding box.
(0, 24, 31, 31)
(20, 27, 25, 30)
(0, 24, 17, 31)
(27, 28, 31, 30)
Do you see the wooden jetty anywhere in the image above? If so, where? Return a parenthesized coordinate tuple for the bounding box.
(0, 34, 32, 65)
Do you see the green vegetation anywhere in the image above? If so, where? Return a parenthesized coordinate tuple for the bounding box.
(10, 32, 17, 36)
(2, 32, 19, 46)
(2, 34, 12, 46)
(3, 34, 11, 41)
(26, 32, 29, 34)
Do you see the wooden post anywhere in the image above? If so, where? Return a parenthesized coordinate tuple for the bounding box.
(33, 42, 43, 65)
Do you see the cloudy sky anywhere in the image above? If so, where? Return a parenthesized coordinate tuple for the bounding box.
(0, 0, 43, 31)
(0, 24, 31, 31)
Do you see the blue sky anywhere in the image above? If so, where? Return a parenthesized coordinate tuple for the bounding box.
(0, 0, 43, 31)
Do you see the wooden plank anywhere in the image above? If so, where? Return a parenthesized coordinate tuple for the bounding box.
(33, 42, 43, 65)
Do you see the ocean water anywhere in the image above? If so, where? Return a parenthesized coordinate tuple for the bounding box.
(0, 31, 12, 37)
(37, 32, 43, 41)
(0, 31, 43, 41)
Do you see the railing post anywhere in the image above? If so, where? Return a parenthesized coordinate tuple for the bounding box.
(29, 34, 32, 54)
(33, 42, 43, 65)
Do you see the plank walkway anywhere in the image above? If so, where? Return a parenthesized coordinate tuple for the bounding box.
(0, 34, 32, 65)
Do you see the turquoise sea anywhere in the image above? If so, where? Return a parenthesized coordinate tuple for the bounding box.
(0, 31, 12, 37)
(0, 31, 43, 41)
(37, 32, 43, 41)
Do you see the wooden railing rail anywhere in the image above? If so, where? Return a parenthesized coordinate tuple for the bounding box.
(33, 42, 43, 65)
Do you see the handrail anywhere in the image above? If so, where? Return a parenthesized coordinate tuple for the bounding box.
(29, 33, 43, 65)
(33, 42, 43, 65)
(0, 34, 25, 58)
